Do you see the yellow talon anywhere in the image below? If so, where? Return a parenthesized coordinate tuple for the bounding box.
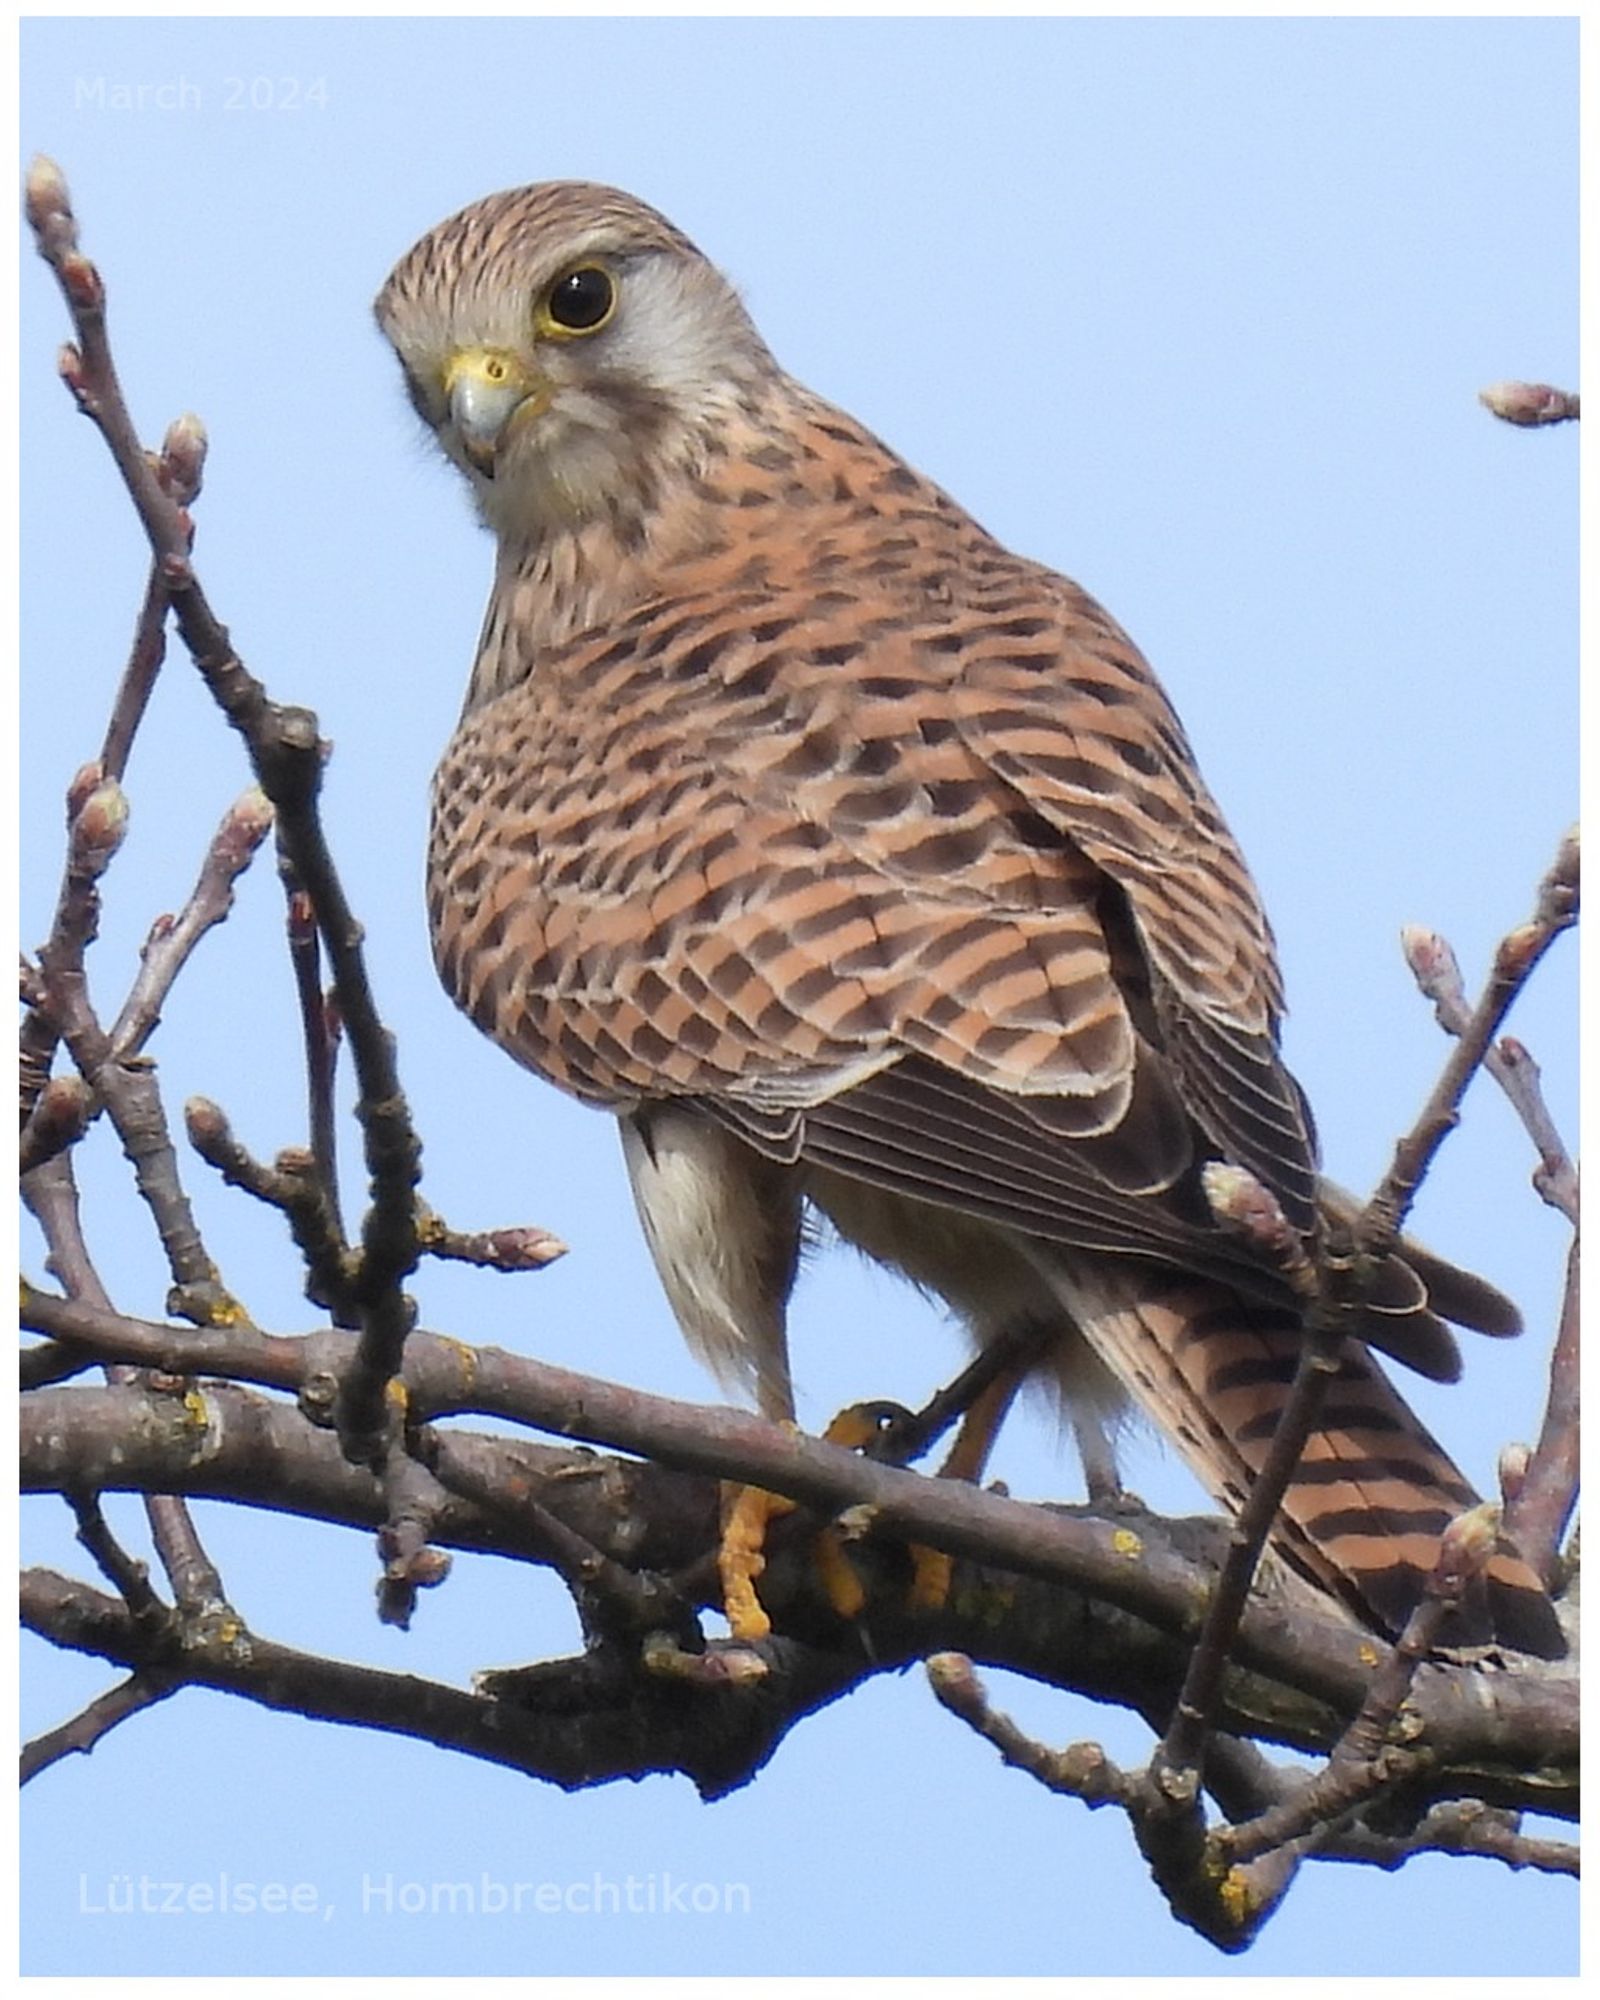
(718, 1481, 794, 1642)
(813, 1525, 868, 1620)
(907, 1544, 954, 1613)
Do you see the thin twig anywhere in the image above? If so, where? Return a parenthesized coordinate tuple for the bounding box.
(421, 1428, 694, 1648)
(184, 1097, 355, 1323)
(1362, 828, 1578, 1260)
(99, 568, 171, 786)
(279, 861, 344, 1237)
(1402, 911, 1579, 1225)
(20, 1672, 177, 1784)
(1503, 1232, 1580, 1587)
(927, 1652, 1133, 1804)
(68, 1493, 168, 1627)
(108, 786, 275, 1058)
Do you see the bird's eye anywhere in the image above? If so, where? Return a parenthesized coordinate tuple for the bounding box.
(542, 265, 616, 335)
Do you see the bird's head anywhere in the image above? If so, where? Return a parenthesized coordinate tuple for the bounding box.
(375, 181, 777, 542)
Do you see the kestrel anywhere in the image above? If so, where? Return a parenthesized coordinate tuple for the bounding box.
(376, 182, 1560, 1656)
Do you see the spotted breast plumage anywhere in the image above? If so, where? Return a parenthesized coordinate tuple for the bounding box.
(376, 181, 1561, 1656)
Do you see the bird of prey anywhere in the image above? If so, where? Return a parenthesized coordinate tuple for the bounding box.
(375, 181, 1560, 1657)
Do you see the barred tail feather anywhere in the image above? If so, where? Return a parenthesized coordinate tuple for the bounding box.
(1051, 1264, 1564, 1659)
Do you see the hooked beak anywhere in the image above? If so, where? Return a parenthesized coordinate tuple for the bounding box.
(444, 348, 546, 478)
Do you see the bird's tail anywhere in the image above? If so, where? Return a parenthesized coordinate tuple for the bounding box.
(1048, 1262, 1564, 1658)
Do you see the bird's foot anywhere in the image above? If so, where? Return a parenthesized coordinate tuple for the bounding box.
(717, 1478, 795, 1642)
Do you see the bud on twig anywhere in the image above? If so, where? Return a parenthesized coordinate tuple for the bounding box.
(1537, 826, 1579, 928)
(1400, 924, 1461, 996)
(69, 778, 129, 876)
(159, 413, 208, 507)
(57, 251, 104, 313)
(65, 761, 104, 822)
(218, 786, 275, 865)
(23, 155, 74, 242)
(1478, 381, 1580, 427)
(1432, 1501, 1500, 1602)
(1495, 923, 1545, 981)
(926, 1651, 982, 1708)
(20, 1073, 96, 1173)
(184, 1095, 230, 1152)
(1498, 1443, 1531, 1508)
(1200, 1162, 1317, 1297)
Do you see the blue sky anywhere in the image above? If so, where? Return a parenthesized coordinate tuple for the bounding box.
(19, 14, 1577, 1979)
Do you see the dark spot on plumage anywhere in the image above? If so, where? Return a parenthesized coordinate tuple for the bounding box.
(1302, 1505, 1455, 1544)
(474, 905, 512, 956)
(677, 633, 731, 678)
(1025, 751, 1121, 795)
(772, 730, 842, 780)
(585, 1020, 637, 1077)
(838, 782, 920, 823)
(830, 991, 891, 1039)
(1131, 784, 1187, 830)
(754, 996, 800, 1040)
(697, 826, 741, 868)
(639, 614, 703, 659)
(1236, 1402, 1409, 1447)
(918, 989, 969, 1031)
(629, 1019, 674, 1066)
(847, 737, 900, 777)
(445, 855, 489, 898)
(918, 716, 958, 745)
(925, 778, 987, 817)
(918, 914, 998, 968)
(746, 443, 793, 473)
(708, 948, 756, 1000)
(1290, 1460, 1474, 1502)
(786, 820, 834, 853)
(874, 464, 922, 496)
(788, 962, 847, 1008)
(1117, 738, 1165, 777)
(675, 1011, 723, 1057)
(970, 1022, 1048, 1067)
(1204, 1353, 1300, 1396)
(812, 641, 862, 668)
(630, 967, 673, 1013)
(1072, 675, 1136, 707)
(894, 824, 992, 872)
(995, 649, 1059, 676)
(1005, 807, 1072, 853)
(858, 675, 920, 698)
(751, 619, 792, 645)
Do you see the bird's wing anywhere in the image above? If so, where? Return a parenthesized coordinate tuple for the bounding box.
(433, 553, 1459, 1361)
